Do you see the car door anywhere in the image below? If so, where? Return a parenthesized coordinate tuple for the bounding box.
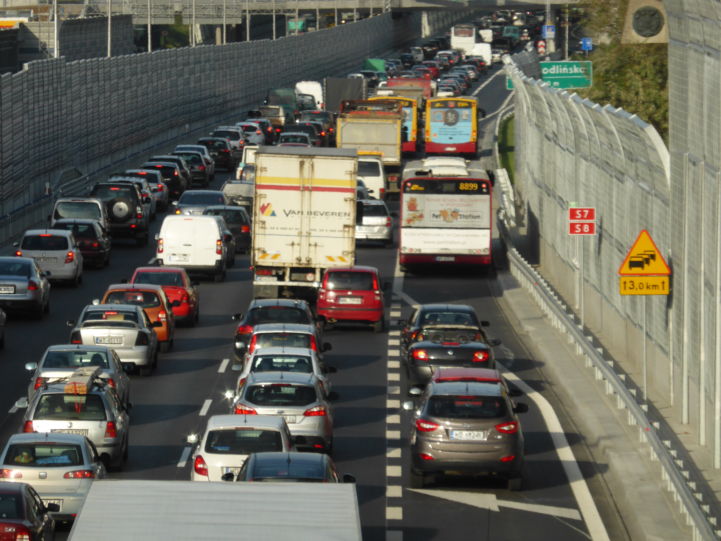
(27, 486, 54, 541)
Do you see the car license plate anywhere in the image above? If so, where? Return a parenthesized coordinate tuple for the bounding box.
(42, 499, 63, 511)
(0, 285, 15, 294)
(436, 256, 455, 262)
(283, 416, 297, 424)
(254, 275, 277, 282)
(338, 297, 362, 305)
(450, 430, 487, 441)
(51, 428, 89, 436)
(222, 467, 241, 475)
(169, 254, 189, 263)
(95, 336, 123, 345)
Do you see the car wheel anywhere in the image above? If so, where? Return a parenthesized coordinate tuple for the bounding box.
(43, 297, 50, 314)
(193, 307, 200, 326)
(372, 318, 385, 333)
(122, 437, 129, 462)
(409, 470, 427, 489)
(507, 475, 523, 491)
(228, 253, 236, 268)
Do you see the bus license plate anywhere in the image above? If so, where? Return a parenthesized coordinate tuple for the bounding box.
(436, 256, 455, 262)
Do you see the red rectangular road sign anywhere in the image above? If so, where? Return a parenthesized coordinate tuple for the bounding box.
(569, 221, 596, 235)
(568, 207, 596, 221)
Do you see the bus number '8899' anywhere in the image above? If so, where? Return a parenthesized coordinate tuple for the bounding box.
(459, 182, 478, 191)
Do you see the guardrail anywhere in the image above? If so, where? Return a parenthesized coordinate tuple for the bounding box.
(496, 209, 719, 540)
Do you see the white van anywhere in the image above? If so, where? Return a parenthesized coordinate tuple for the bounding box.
(156, 215, 228, 281)
(295, 81, 323, 110)
(358, 155, 386, 200)
(410, 46, 424, 63)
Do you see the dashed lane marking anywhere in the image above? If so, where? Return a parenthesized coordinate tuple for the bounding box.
(177, 446, 192, 468)
(218, 358, 230, 373)
(387, 507, 403, 521)
(387, 485, 403, 498)
(199, 399, 212, 417)
(387, 414, 401, 424)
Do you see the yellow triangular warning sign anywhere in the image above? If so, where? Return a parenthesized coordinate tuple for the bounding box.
(618, 230, 671, 276)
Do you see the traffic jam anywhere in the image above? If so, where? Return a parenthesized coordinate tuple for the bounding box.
(0, 11, 588, 540)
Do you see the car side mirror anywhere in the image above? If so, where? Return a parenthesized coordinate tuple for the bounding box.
(171, 201, 178, 207)
(489, 338, 501, 347)
(42, 271, 51, 278)
(221, 472, 235, 482)
(513, 402, 529, 414)
(322, 343, 332, 352)
(25, 362, 38, 371)
(408, 386, 422, 396)
(231, 313, 243, 321)
(66, 320, 76, 327)
(91, 299, 100, 306)
(14, 397, 28, 409)
(231, 363, 243, 372)
(342, 474, 356, 484)
(186, 434, 199, 445)
(12, 241, 18, 248)
(45, 503, 60, 513)
(154, 233, 159, 240)
(323, 366, 337, 374)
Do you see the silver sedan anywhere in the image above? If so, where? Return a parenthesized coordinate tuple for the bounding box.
(0, 256, 51, 319)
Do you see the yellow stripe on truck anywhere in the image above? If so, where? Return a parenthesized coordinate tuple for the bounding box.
(257, 176, 355, 188)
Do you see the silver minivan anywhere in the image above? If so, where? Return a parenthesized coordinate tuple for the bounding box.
(50, 198, 109, 231)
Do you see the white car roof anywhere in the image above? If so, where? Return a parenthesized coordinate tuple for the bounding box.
(205, 414, 288, 431)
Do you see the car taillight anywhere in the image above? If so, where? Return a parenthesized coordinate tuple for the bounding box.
(65, 251, 74, 264)
(105, 421, 117, 438)
(106, 377, 116, 389)
(247, 335, 257, 354)
(157, 238, 164, 254)
(309, 335, 318, 351)
(179, 291, 189, 303)
(255, 268, 273, 276)
(135, 332, 149, 346)
(174, 170, 179, 176)
(472, 351, 490, 363)
(70, 331, 82, 344)
(64, 470, 95, 479)
(500, 455, 516, 463)
(158, 311, 167, 322)
(157, 183, 165, 191)
(240, 225, 250, 233)
(412, 349, 429, 362)
(410, 330, 419, 341)
(256, 130, 262, 135)
(136, 207, 143, 219)
(199, 165, 206, 171)
(33, 377, 46, 390)
(216, 239, 222, 255)
(385, 217, 392, 227)
(304, 406, 327, 417)
(234, 405, 257, 415)
(221, 149, 230, 153)
(194, 455, 208, 476)
(0, 469, 22, 479)
(236, 324, 253, 335)
(495, 421, 519, 434)
(418, 453, 434, 461)
(415, 418, 439, 432)
(0, 523, 31, 540)
(14, 250, 22, 257)
(22, 421, 34, 433)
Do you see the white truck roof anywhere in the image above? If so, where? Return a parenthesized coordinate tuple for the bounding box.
(69, 480, 362, 541)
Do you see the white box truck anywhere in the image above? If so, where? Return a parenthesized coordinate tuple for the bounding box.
(68, 480, 362, 541)
(251, 146, 357, 299)
(336, 100, 402, 167)
(471, 42, 492, 66)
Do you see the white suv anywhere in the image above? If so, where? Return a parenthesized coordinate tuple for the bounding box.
(14, 229, 83, 286)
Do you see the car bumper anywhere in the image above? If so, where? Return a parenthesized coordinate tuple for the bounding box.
(38, 491, 87, 519)
(411, 440, 522, 475)
(0, 296, 42, 313)
(107, 223, 148, 237)
(317, 306, 384, 323)
(355, 227, 392, 241)
(114, 346, 152, 366)
(157, 259, 223, 275)
(80, 249, 108, 264)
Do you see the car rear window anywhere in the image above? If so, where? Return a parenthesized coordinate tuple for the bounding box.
(0, 261, 31, 277)
(5, 443, 83, 467)
(427, 395, 506, 419)
(54, 202, 101, 220)
(91, 185, 136, 201)
(21, 235, 68, 251)
(105, 290, 161, 308)
(358, 161, 381, 176)
(204, 429, 282, 455)
(175, 153, 202, 165)
(421, 312, 475, 326)
(34, 393, 107, 421)
(280, 134, 309, 144)
(199, 140, 228, 151)
(81, 310, 138, 323)
(204, 209, 247, 225)
(417, 328, 480, 343)
(248, 307, 311, 325)
(251, 355, 312, 373)
(212, 130, 241, 141)
(325, 271, 375, 291)
(255, 333, 311, 350)
(250, 462, 324, 482)
(54, 223, 96, 239)
(361, 204, 388, 218)
(133, 271, 183, 287)
(245, 384, 317, 407)
(42, 350, 109, 369)
(0, 493, 21, 519)
(179, 192, 225, 205)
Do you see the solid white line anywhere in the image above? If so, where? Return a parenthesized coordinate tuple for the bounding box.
(217, 358, 230, 373)
(472, 68, 506, 96)
(199, 399, 212, 417)
(177, 446, 192, 468)
(500, 369, 610, 540)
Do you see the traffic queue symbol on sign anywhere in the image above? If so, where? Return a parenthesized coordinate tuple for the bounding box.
(618, 229, 670, 276)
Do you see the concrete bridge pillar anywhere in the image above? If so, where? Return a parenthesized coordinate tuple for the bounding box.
(421, 11, 430, 38)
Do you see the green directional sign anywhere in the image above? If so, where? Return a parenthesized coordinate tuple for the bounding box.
(539, 61, 592, 89)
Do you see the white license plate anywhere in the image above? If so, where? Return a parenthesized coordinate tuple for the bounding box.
(450, 430, 487, 441)
(169, 254, 189, 263)
(0, 286, 14, 294)
(436, 256, 455, 262)
(51, 429, 89, 436)
(254, 275, 277, 282)
(338, 297, 362, 305)
(42, 499, 63, 511)
(283, 416, 297, 424)
(95, 336, 122, 345)
(222, 467, 241, 475)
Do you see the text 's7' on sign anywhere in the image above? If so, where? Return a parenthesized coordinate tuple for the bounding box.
(568, 208, 595, 221)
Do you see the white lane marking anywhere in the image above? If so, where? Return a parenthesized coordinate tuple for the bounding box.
(408, 489, 582, 521)
(387, 348, 401, 357)
(387, 465, 402, 477)
(386, 429, 401, 439)
(387, 447, 402, 459)
(387, 485, 403, 498)
(388, 372, 401, 382)
(394, 290, 419, 309)
(389, 339, 401, 346)
(388, 385, 401, 395)
(387, 399, 401, 408)
(400, 288, 611, 541)
(387, 414, 401, 424)
(387, 507, 403, 521)
(388, 360, 401, 369)
(472, 68, 506, 96)
(389, 330, 401, 337)
(199, 399, 212, 417)
(218, 358, 230, 373)
(177, 446, 192, 468)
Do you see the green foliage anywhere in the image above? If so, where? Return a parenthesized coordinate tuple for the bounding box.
(574, 0, 668, 141)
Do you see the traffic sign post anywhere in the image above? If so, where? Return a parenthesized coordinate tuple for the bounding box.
(539, 61, 593, 89)
(568, 206, 597, 333)
(618, 229, 671, 402)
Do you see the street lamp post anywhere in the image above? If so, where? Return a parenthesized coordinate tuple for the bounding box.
(245, 0, 250, 41)
(107, 0, 112, 57)
(53, 0, 58, 58)
(222, 0, 227, 44)
(191, 0, 196, 46)
(147, 0, 152, 52)
(272, 0, 276, 40)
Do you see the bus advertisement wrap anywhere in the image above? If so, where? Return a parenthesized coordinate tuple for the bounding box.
(403, 194, 490, 229)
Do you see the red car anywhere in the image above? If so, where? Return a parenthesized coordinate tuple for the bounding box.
(129, 266, 199, 326)
(316, 266, 386, 333)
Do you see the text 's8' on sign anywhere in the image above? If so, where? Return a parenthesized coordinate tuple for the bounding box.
(568, 222, 596, 235)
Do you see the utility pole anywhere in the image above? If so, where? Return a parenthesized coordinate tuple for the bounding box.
(107, 0, 112, 57)
(564, 5, 570, 60)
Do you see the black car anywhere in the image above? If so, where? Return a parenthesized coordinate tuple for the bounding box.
(404, 325, 500, 385)
(0, 481, 57, 539)
(231, 452, 354, 483)
(197, 137, 237, 170)
(172, 151, 210, 187)
(88, 182, 150, 245)
(149, 155, 193, 192)
(51, 218, 111, 268)
(400, 53, 415, 68)
(231, 298, 319, 360)
(203, 205, 251, 254)
(400, 304, 489, 349)
(140, 161, 187, 201)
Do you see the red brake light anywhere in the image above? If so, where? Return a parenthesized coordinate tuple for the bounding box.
(247, 335, 257, 354)
(105, 421, 117, 438)
(157, 183, 165, 191)
(27, 280, 39, 291)
(240, 225, 250, 233)
(194, 455, 208, 476)
(500, 455, 516, 463)
(0, 469, 23, 479)
(415, 418, 439, 432)
(309, 335, 318, 351)
(157, 238, 164, 254)
(236, 324, 253, 335)
(65, 251, 74, 264)
(70, 331, 82, 344)
(22, 421, 34, 433)
(256, 130, 262, 135)
(135, 332, 149, 346)
(386, 217, 392, 227)
(255, 269, 273, 276)
(495, 421, 519, 434)
(14, 250, 22, 257)
(64, 470, 95, 479)
(109, 187, 120, 191)
(216, 239, 223, 255)
(412, 349, 429, 362)
(234, 405, 257, 415)
(106, 378, 116, 389)
(418, 453, 434, 461)
(472, 351, 490, 363)
(33, 377, 45, 390)
(304, 406, 327, 417)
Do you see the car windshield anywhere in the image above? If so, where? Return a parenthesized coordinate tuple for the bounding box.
(428, 395, 506, 419)
(248, 307, 310, 325)
(133, 271, 183, 287)
(280, 135, 309, 144)
(250, 355, 313, 373)
(0, 493, 21, 519)
(4, 443, 83, 467)
(54, 223, 96, 239)
(81, 310, 138, 323)
(179, 193, 225, 205)
(204, 429, 283, 455)
(255, 333, 311, 350)
(212, 130, 240, 141)
(34, 393, 107, 421)
(91, 186, 135, 201)
(200, 140, 227, 151)
(54, 202, 100, 220)
(21, 235, 68, 251)
(42, 349, 109, 369)
(0, 261, 31, 277)
(245, 384, 317, 406)
(358, 161, 381, 176)
(325, 271, 374, 291)
(421, 312, 475, 326)
(104, 291, 160, 308)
